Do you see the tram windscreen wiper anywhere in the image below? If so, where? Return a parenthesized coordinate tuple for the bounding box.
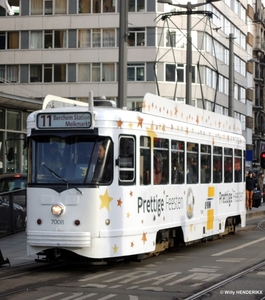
(41, 163, 82, 194)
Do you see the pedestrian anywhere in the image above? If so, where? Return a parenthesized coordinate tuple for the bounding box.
(246, 171, 255, 210)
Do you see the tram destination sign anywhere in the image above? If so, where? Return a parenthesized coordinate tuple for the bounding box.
(37, 112, 92, 129)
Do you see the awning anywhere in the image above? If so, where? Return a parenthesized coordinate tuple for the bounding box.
(0, 92, 43, 111)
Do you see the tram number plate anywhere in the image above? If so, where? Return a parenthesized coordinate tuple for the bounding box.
(51, 219, 64, 225)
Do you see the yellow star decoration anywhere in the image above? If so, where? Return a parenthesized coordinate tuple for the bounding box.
(186, 127, 189, 135)
(130, 191, 133, 197)
(116, 119, 123, 128)
(142, 232, 147, 244)
(141, 219, 144, 224)
(162, 124, 166, 132)
(131, 242, 134, 248)
(113, 244, 118, 254)
(137, 115, 144, 128)
(175, 107, 178, 115)
(117, 198, 122, 207)
(196, 116, 199, 124)
(146, 121, 157, 147)
(212, 138, 215, 145)
(128, 122, 133, 129)
(99, 189, 113, 210)
(127, 212, 130, 218)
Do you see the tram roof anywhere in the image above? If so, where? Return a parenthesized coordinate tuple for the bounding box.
(0, 92, 43, 111)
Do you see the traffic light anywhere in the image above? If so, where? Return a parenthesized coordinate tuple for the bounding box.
(260, 151, 265, 169)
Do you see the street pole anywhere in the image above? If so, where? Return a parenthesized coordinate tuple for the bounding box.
(117, 0, 128, 109)
(186, 3, 192, 106)
(228, 33, 234, 117)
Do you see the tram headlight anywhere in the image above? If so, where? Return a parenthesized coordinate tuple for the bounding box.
(51, 203, 65, 216)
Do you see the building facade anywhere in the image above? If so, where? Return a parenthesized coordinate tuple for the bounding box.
(0, 0, 256, 172)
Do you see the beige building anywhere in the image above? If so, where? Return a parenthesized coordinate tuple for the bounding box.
(0, 0, 255, 172)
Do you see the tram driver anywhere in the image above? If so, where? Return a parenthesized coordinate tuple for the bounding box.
(92, 142, 111, 183)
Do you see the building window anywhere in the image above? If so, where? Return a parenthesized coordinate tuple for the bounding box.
(54, 30, 67, 48)
(44, 64, 52, 82)
(93, 0, 101, 13)
(8, 32, 19, 49)
(78, 30, 91, 48)
(0, 65, 4, 83)
(30, 31, 42, 49)
(128, 28, 145, 46)
(128, 63, 145, 81)
(55, 0, 67, 14)
(54, 64, 66, 82)
(103, 0, 115, 12)
(44, 30, 53, 48)
(7, 65, 18, 83)
(79, 0, 91, 13)
(166, 30, 176, 47)
(92, 63, 100, 81)
(78, 64, 90, 82)
(45, 0, 52, 15)
(166, 64, 176, 82)
(7, 110, 21, 131)
(30, 65, 42, 82)
(31, 0, 43, 15)
(102, 63, 115, 81)
(92, 29, 101, 47)
(129, 0, 145, 12)
(103, 29, 115, 47)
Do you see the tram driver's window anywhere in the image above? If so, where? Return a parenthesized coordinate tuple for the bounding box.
(118, 136, 135, 185)
(187, 142, 198, 184)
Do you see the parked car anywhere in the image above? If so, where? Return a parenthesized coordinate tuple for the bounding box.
(0, 173, 27, 232)
(0, 195, 26, 231)
(0, 173, 27, 193)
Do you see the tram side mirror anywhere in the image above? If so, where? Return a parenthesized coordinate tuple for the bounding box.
(6, 147, 14, 161)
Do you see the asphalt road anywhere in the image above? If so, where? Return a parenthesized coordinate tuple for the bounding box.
(1, 217, 265, 300)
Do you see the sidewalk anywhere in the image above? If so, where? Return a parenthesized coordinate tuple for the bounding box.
(1, 204, 265, 268)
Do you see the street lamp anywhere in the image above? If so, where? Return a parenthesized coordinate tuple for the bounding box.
(157, 0, 220, 105)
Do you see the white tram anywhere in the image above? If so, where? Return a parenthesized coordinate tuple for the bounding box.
(26, 93, 246, 261)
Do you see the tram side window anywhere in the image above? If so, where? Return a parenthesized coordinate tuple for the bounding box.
(154, 138, 169, 185)
(201, 144, 211, 183)
(118, 136, 135, 185)
(140, 136, 151, 185)
(187, 142, 198, 184)
(171, 140, 184, 184)
(234, 149, 242, 182)
(213, 146, 222, 183)
(224, 147, 233, 182)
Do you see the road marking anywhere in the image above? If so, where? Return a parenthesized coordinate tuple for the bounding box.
(37, 293, 64, 300)
(216, 258, 245, 263)
(74, 294, 97, 300)
(97, 295, 116, 300)
(61, 293, 83, 300)
(79, 272, 115, 282)
(80, 284, 107, 288)
(211, 236, 265, 256)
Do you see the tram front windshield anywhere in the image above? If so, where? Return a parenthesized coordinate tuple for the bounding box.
(28, 135, 113, 185)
